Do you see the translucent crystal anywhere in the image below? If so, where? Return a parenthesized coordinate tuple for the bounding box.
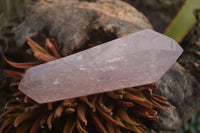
(19, 29, 183, 103)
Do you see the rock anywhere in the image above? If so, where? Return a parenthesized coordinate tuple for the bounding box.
(19, 29, 183, 103)
(13, 0, 152, 56)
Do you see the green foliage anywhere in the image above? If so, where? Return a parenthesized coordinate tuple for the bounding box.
(164, 0, 200, 42)
(178, 111, 200, 133)
(0, 0, 28, 34)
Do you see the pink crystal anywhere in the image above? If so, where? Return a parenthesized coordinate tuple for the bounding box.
(19, 29, 183, 103)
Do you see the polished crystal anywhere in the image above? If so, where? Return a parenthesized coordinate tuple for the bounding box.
(19, 29, 183, 103)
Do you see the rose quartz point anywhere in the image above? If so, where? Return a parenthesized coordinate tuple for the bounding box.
(19, 29, 183, 103)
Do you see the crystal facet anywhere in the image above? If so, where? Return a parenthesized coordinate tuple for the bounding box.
(19, 29, 183, 103)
